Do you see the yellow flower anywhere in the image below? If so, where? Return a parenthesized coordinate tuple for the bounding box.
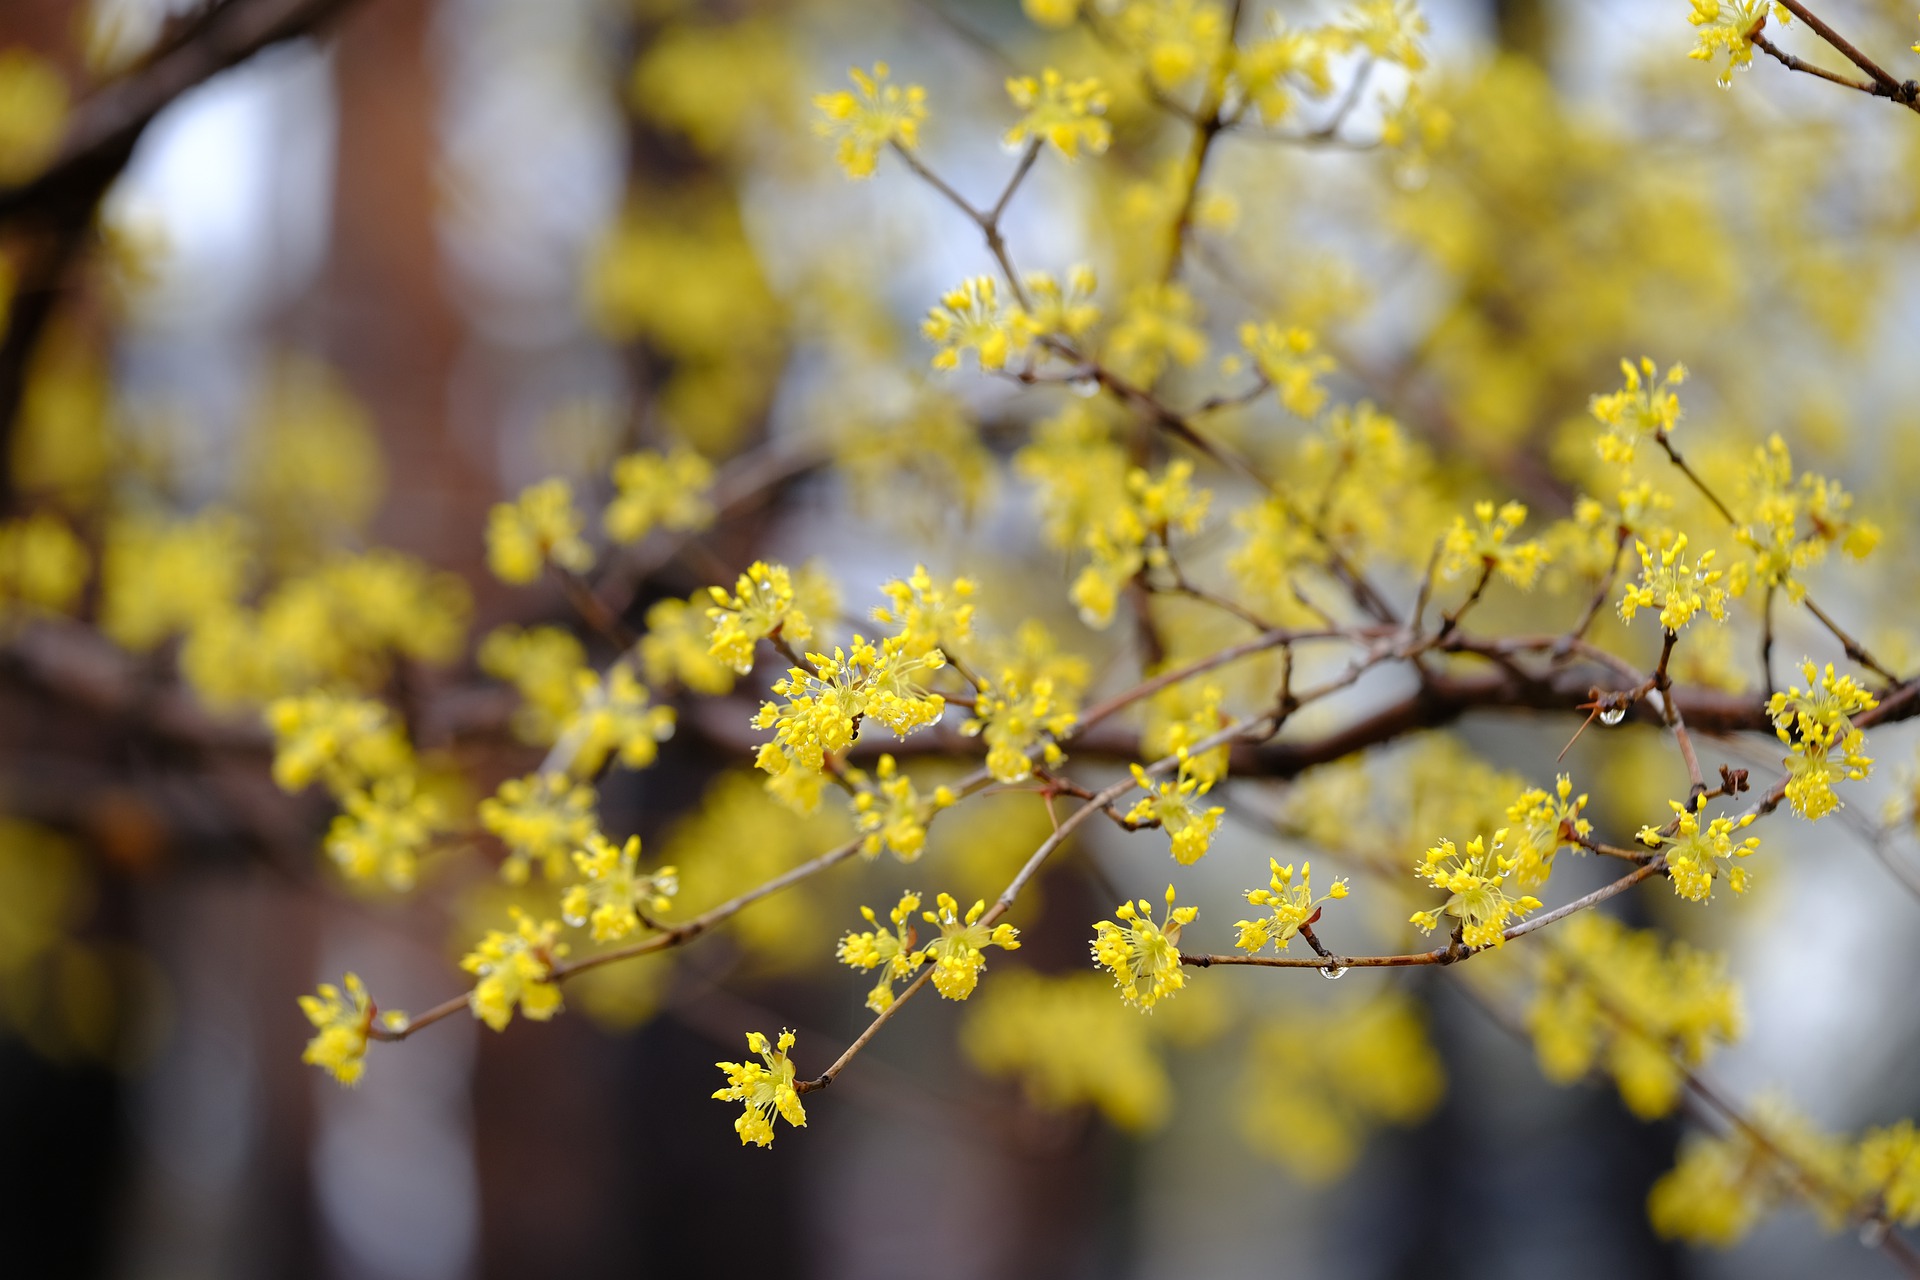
(461, 908, 566, 1032)
(1409, 830, 1542, 949)
(871, 564, 975, 659)
(753, 635, 947, 788)
(1858, 1120, 1920, 1227)
(265, 691, 413, 794)
(0, 48, 68, 185)
(712, 1029, 807, 1146)
(1022, 0, 1079, 29)
(923, 276, 1026, 372)
(852, 754, 942, 861)
(561, 833, 677, 942)
(486, 477, 593, 585)
(914, 892, 1020, 1000)
(479, 772, 599, 884)
(1013, 266, 1102, 342)
(0, 512, 88, 618)
(1767, 659, 1877, 820)
(1107, 283, 1206, 384)
(1590, 357, 1686, 464)
(603, 446, 714, 544)
(1126, 754, 1225, 865)
(1238, 322, 1336, 419)
(1234, 21, 1343, 125)
(640, 595, 737, 696)
(298, 973, 383, 1087)
(1687, 1, 1790, 87)
(1091, 885, 1196, 1011)
(1636, 796, 1759, 902)
(1341, 0, 1429, 70)
(1442, 499, 1549, 589)
(1114, 0, 1229, 92)
(1004, 69, 1110, 159)
(1618, 534, 1727, 631)
(324, 775, 441, 892)
(836, 891, 921, 1012)
(813, 63, 927, 179)
(706, 561, 813, 675)
(1233, 858, 1348, 954)
(559, 663, 676, 775)
(478, 625, 588, 744)
(1503, 774, 1591, 888)
(961, 667, 1079, 784)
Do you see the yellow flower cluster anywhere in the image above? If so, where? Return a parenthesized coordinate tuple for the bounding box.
(478, 625, 588, 744)
(1767, 659, 1877, 821)
(1409, 830, 1543, 949)
(1091, 885, 1196, 1011)
(559, 662, 677, 775)
(299, 973, 381, 1087)
(712, 1029, 807, 1146)
(813, 63, 926, 179)
(1728, 435, 1880, 601)
(1503, 775, 1592, 888)
(850, 755, 948, 862)
(1686, 1, 1790, 87)
(870, 564, 974, 659)
(1070, 458, 1211, 628)
(836, 891, 922, 1012)
(1140, 681, 1228, 788)
(1237, 993, 1445, 1182)
(961, 970, 1183, 1132)
(1529, 913, 1741, 1119)
(1441, 499, 1549, 590)
(1126, 755, 1226, 865)
(478, 772, 598, 884)
(1004, 69, 1110, 160)
(706, 560, 813, 675)
(603, 446, 714, 544)
(1618, 534, 1727, 631)
(487, 477, 593, 585)
(1636, 796, 1759, 902)
(1590, 357, 1686, 465)
(1233, 859, 1348, 954)
(461, 908, 566, 1032)
(561, 834, 677, 943)
(916, 892, 1022, 1001)
(0, 513, 87, 622)
(1237, 322, 1337, 420)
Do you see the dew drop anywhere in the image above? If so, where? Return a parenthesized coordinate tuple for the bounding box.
(1068, 375, 1100, 398)
(1599, 707, 1626, 726)
(1321, 963, 1348, 980)
(1860, 1221, 1890, 1248)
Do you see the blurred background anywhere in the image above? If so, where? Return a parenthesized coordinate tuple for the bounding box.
(3, 0, 1920, 1276)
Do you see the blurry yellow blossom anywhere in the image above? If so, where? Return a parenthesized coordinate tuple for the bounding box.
(559, 663, 677, 776)
(813, 63, 926, 179)
(1650, 1101, 1850, 1246)
(462, 908, 566, 1032)
(1014, 266, 1102, 342)
(100, 509, 250, 651)
(836, 891, 920, 1012)
(298, 973, 377, 1087)
(478, 625, 588, 744)
(852, 754, 943, 861)
(1441, 499, 1549, 589)
(265, 692, 412, 794)
(915, 892, 1020, 1000)
(561, 833, 677, 943)
(1767, 659, 1876, 820)
(1023, 0, 1079, 28)
(1239, 994, 1445, 1182)
(1342, 0, 1429, 70)
(639, 596, 736, 696)
(603, 446, 714, 544)
(1233, 859, 1347, 955)
(923, 276, 1025, 372)
(962, 970, 1180, 1131)
(712, 1029, 806, 1146)
(0, 512, 88, 618)
(1857, 1120, 1920, 1227)
(1530, 914, 1741, 1119)
(963, 665, 1078, 784)
(1238, 322, 1337, 419)
(1091, 885, 1196, 1011)
(487, 477, 593, 584)
(1114, 0, 1229, 91)
(325, 776, 441, 892)
(1140, 680, 1228, 787)
(1409, 830, 1542, 948)
(479, 772, 598, 885)
(1234, 21, 1342, 124)
(0, 48, 68, 185)
(1106, 283, 1206, 384)
(1004, 69, 1110, 159)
